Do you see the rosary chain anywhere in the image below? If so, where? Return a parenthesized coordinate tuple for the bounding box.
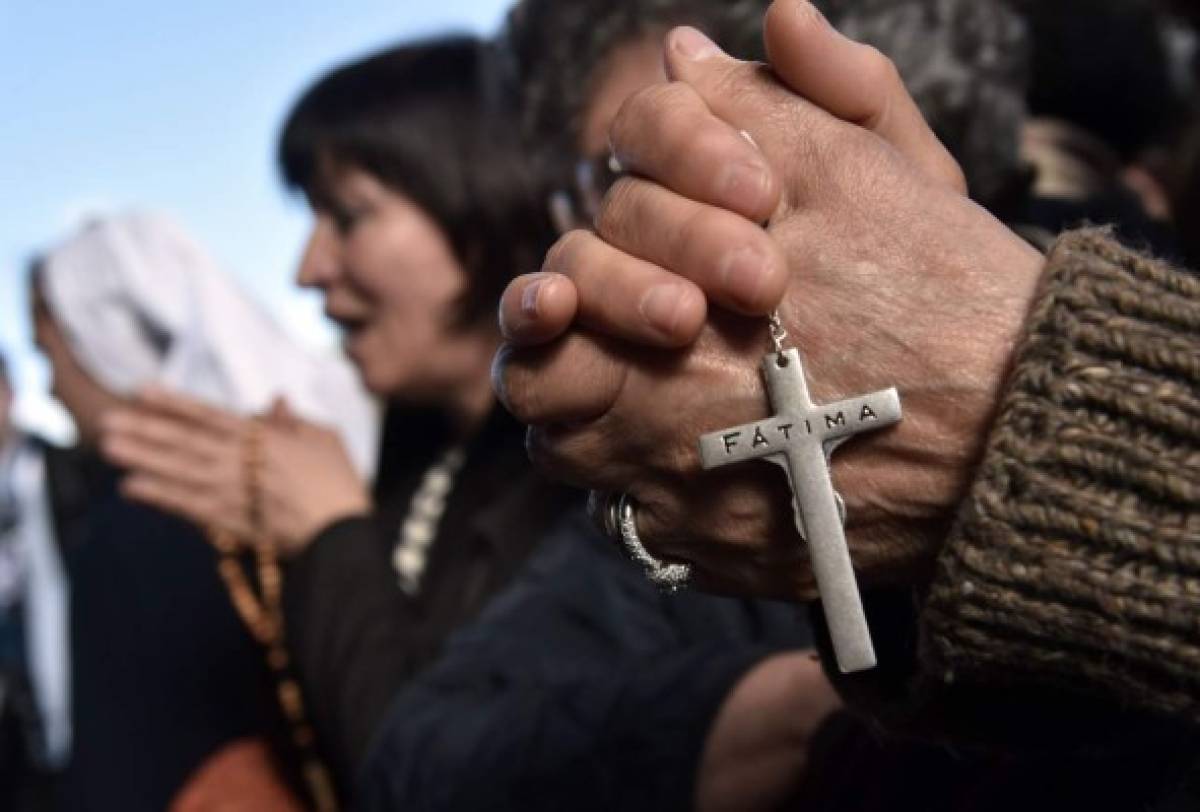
(768, 309, 789, 355)
(208, 417, 339, 812)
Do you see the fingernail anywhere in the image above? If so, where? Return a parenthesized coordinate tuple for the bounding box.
(672, 26, 720, 60)
(521, 277, 547, 319)
(639, 284, 687, 335)
(720, 246, 769, 311)
(719, 161, 773, 215)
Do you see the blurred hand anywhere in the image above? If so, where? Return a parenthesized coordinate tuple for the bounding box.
(102, 387, 370, 556)
(494, 1, 1045, 600)
(697, 651, 840, 812)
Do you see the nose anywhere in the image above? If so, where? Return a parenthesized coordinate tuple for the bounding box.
(296, 217, 342, 289)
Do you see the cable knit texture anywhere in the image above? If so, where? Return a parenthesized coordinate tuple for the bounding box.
(921, 228, 1200, 723)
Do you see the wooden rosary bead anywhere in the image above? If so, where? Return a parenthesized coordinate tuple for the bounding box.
(206, 416, 340, 811)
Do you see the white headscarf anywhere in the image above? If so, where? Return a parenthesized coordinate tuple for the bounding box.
(39, 211, 379, 478)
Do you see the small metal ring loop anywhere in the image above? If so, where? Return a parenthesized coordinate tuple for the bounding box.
(768, 310, 788, 356)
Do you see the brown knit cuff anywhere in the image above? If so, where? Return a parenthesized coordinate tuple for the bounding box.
(921, 228, 1200, 724)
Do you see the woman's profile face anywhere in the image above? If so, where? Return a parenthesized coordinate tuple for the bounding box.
(296, 165, 476, 399)
(30, 286, 123, 446)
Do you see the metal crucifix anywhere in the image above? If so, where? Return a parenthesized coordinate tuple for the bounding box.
(698, 349, 901, 673)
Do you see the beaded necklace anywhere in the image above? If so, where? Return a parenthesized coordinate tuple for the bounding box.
(392, 444, 466, 594)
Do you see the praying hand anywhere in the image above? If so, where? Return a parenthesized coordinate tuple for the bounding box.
(494, 0, 1200, 735)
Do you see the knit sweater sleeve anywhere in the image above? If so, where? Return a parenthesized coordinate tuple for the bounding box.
(920, 228, 1200, 723)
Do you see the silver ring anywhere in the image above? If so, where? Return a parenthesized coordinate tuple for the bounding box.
(603, 492, 691, 592)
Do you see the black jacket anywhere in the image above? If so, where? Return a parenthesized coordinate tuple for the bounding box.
(283, 406, 577, 793)
(60, 449, 276, 811)
(358, 509, 813, 812)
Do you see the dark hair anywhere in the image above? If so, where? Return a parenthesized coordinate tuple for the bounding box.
(1010, 0, 1180, 160)
(823, 0, 1031, 212)
(279, 36, 553, 326)
(504, 0, 1029, 211)
(0, 349, 9, 388)
(501, 0, 769, 159)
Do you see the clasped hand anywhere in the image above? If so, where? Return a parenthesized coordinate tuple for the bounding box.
(493, 1, 1045, 601)
(102, 388, 370, 556)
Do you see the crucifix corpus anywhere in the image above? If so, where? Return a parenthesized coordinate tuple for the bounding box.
(698, 342, 901, 673)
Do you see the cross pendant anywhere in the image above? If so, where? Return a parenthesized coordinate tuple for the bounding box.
(698, 349, 901, 673)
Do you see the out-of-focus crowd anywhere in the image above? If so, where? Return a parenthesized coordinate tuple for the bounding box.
(2, 1, 1199, 810)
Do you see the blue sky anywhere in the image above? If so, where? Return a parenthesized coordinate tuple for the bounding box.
(0, 0, 512, 439)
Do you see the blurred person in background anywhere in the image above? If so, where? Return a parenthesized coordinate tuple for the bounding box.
(0, 351, 71, 812)
(30, 212, 374, 811)
(100, 37, 579, 805)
